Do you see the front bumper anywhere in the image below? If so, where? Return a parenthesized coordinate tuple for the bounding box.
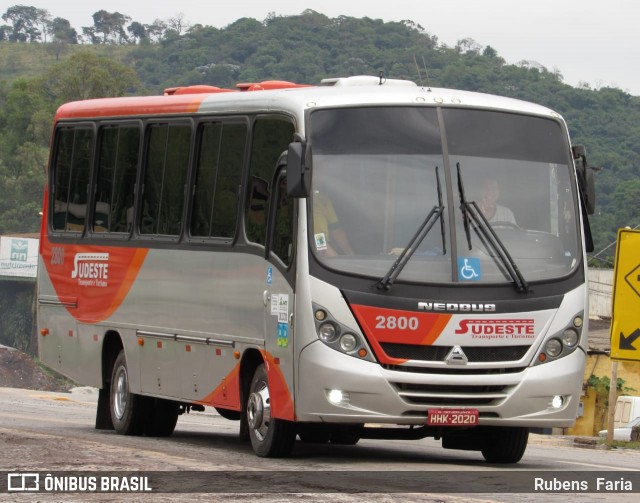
(296, 341, 585, 427)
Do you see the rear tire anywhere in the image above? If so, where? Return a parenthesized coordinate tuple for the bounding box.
(246, 364, 296, 457)
(109, 350, 149, 435)
(481, 427, 529, 463)
(145, 398, 179, 437)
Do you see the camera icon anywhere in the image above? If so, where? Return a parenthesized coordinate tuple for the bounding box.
(7, 473, 40, 492)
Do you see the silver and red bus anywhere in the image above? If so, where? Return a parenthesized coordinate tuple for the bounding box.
(37, 75, 595, 462)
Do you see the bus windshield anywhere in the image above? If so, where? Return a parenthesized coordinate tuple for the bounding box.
(308, 106, 580, 285)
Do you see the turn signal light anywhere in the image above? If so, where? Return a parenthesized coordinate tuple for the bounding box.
(40, 328, 49, 336)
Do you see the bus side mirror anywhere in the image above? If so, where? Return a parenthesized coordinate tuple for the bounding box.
(572, 145, 597, 215)
(287, 138, 311, 198)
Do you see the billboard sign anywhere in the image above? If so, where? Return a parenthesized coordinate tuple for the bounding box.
(0, 237, 39, 278)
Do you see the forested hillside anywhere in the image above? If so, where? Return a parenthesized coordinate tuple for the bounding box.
(1, 7, 639, 263)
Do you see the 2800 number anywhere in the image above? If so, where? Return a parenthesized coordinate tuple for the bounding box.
(375, 316, 419, 331)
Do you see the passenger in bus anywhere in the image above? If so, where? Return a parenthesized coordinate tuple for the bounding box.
(312, 190, 355, 256)
(476, 179, 516, 224)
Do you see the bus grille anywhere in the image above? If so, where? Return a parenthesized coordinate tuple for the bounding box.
(390, 382, 509, 406)
(380, 343, 530, 363)
(381, 364, 526, 375)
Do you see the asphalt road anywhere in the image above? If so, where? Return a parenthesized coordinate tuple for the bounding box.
(0, 387, 638, 502)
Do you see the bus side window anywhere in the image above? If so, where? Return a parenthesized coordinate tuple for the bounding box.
(94, 125, 140, 233)
(245, 117, 295, 245)
(191, 121, 246, 239)
(141, 123, 191, 236)
(51, 127, 94, 233)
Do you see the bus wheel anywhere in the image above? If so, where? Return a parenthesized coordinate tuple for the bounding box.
(481, 427, 529, 463)
(110, 350, 148, 436)
(145, 398, 179, 437)
(246, 364, 296, 457)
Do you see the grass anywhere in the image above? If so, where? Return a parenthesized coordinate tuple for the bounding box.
(597, 437, 640, 450)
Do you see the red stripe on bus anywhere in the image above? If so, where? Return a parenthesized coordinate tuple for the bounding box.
(262, 351, 295, 421)
(197, 364, 241, 411)
(54, 95, 207, 120)
(350, 304, 451, 365)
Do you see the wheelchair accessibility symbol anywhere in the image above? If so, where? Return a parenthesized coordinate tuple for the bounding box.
(458, 257, 481, 281)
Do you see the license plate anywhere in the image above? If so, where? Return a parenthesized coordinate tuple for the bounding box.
(427, 408, 479, 426)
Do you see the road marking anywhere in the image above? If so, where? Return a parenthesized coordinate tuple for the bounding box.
(557, 460, 639, 471)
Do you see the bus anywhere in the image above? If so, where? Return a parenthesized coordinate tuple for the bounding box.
(37, 75, 596, 463)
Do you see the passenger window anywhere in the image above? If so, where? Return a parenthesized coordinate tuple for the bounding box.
(52, 127, 94, 232)
(94, 125, 140, 233)
(141, 123, 191, 236)
(191, 122, 246, 239)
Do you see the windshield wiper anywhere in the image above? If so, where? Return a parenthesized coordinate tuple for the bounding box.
(456, 163, 529, 293)
(377, 167, 445, 291)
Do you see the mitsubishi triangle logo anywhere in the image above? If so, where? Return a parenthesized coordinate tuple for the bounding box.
(445, 346, 468, 365)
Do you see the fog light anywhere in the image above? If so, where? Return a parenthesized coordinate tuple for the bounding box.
(318, 322, 338, 342)
(545, 338, 562, 357)
(562, 328, 579, 347)
(340, 333, 358, 352)
(552, 395, 564, 409)
(327, 389, 348, 404)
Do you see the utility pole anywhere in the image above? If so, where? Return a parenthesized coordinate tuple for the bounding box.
(606, 361, 618, 444)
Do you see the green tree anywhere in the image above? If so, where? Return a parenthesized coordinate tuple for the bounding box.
(51, 17, 77, 44)
(0, 52, 141, 236)
(127, 21, 147, 44)
(46, 51, 141, 102)
(91, 10, 131, 44)
(1, 4, 47, 42)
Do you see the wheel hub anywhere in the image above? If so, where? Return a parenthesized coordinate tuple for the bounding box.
(113, 366, 128, 420)
(247, 391, 264, 430)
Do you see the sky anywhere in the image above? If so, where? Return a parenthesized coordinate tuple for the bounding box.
(14, 0, 640, 95)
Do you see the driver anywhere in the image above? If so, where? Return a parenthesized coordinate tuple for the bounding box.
(312, 189, 355, 256)
(476, 179, 516, 224)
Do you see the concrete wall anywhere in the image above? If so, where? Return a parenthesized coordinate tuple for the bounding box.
(588, 268, 613, 318)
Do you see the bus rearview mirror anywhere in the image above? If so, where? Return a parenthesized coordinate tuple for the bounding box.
(287, 141, 311, 198)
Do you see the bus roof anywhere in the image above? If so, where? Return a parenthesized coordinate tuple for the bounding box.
(54, 75, 561, 123)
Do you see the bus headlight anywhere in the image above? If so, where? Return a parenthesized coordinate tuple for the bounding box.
(318, 322, 338, 343)
(534, 312, 584, 366)
(545, 339, 563, 357)
(312, 303, 375, 362)
(339, 333, 358, 352)
(562, 328, 579, 348)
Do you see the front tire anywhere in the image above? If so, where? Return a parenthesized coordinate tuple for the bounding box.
(109, 350, 149, 435)
(481, 427, 529, 463)
(246, 364, 296, 457)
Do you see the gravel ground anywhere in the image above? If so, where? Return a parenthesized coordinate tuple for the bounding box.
(0, 344, 74, 392)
